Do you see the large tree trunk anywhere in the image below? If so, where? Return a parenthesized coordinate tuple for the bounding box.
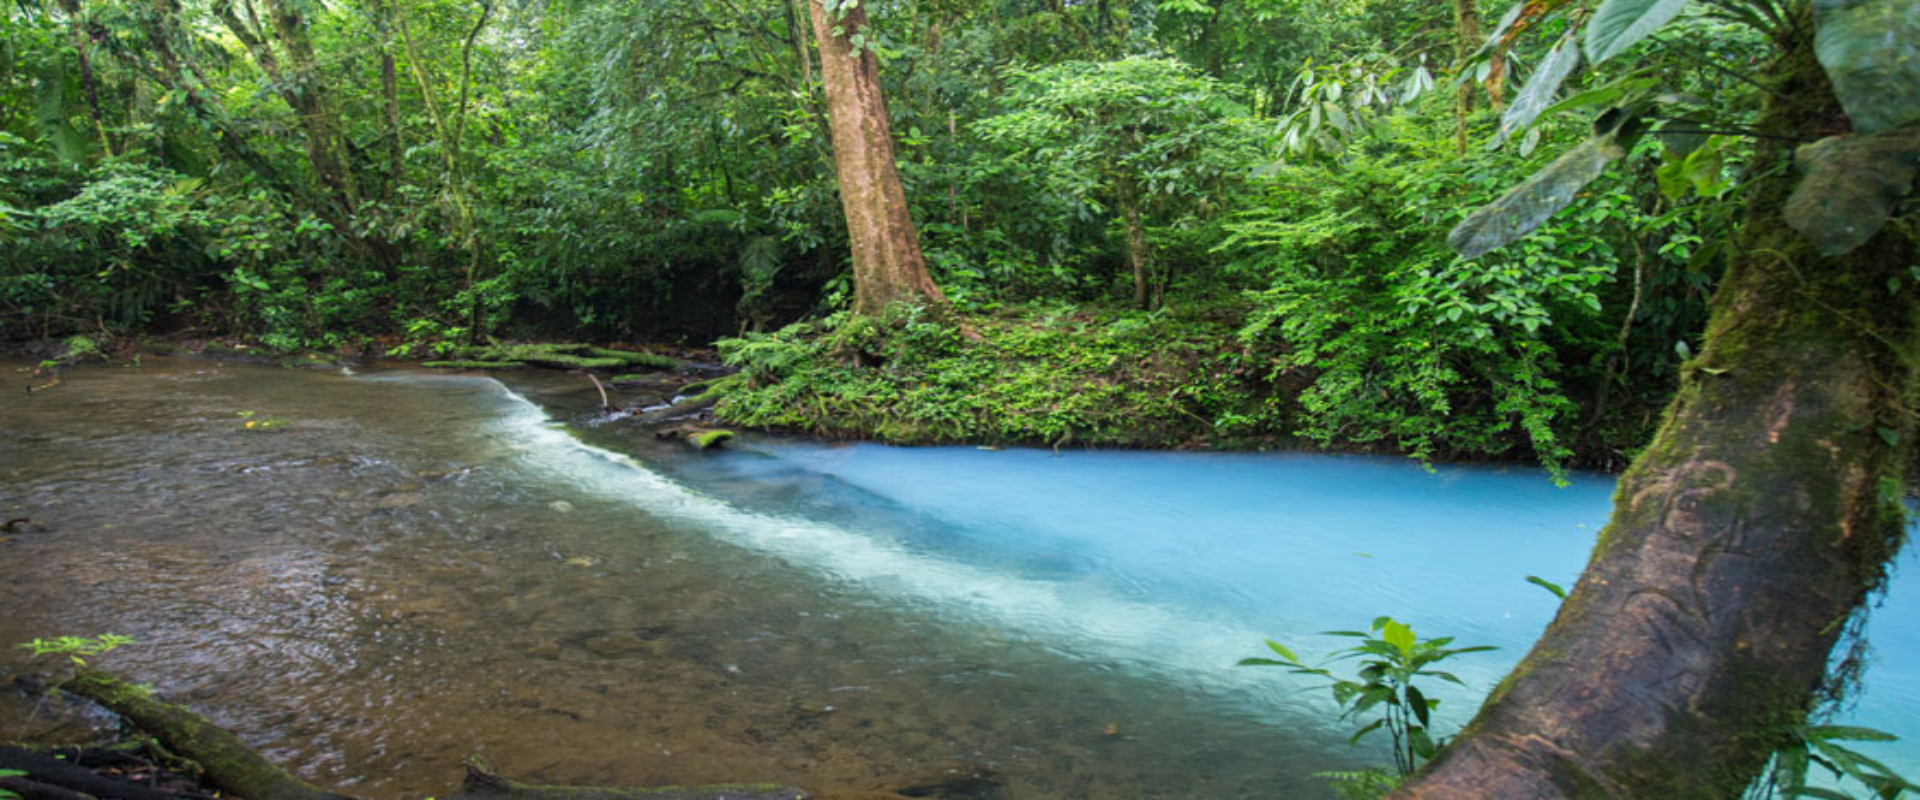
(1393, 18, 1916, 800)
(805, 0, 948, 317)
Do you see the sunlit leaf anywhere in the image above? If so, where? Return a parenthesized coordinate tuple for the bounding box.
(1381, 620, 1416, 655)
(1783, 125, 1920, 256)
(1814, 0, 1920, 132)
(1449, 132, 1631, 258)
(1585, 0, 1693, 64)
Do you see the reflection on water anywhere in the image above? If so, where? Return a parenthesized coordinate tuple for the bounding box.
(2, 359, 1914, 800)
(0, 361, 1339, 799)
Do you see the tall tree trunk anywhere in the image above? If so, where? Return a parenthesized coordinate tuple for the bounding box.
(373, 0, 404, 200)
(805, 0, 948, 317)
(1449, 0, 1482, 155)
(53, 0, 114, 156)
(1393, 18, 1916, 800)
(1121, 196, 1151, 309)
(259, 0, 359, 214)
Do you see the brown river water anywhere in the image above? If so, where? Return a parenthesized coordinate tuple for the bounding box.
(0, 357, 1347, 800)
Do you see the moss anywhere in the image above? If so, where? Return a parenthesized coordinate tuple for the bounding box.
(63, 670, 349, 800)
(588, 348, 679, 370)
(690, 429, 734, 450)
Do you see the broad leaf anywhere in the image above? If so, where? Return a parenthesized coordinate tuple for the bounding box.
(1381, 620, 1416, 655)
(1407, 685, 1432, 727)
(1585, 0, 1693, 64)
(1540, 76, 1658, 118)
(1814, 0, 1920, 132)
(1450, 132, 1631, 258)
(1783, 125, 1920, 256)
(1499, 30, 1584, 143)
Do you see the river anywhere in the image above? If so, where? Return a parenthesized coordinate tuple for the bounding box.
(1, 358, 1913, 799)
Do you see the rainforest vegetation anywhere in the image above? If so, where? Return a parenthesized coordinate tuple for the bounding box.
(5, 0, 1787, 468)
(3, 0, 1917, 795)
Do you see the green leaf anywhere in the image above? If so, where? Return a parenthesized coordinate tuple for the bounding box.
(1783, 125, 1920, 256)
(1586, 0, 1694, 64)
(1526, 575, 1569, 600)
(1381, 619, 1416, 655)
(1263, 639, 1301, 662)
(1349, 717, 1386, 744)
(1237, 657, 1291, 667)
(1814, 0, 1920, 133)
(1409, 726, 1438, 760)
(1449, 132, 1632, 258)
(1500, 30, 1584, 143)
(1541, 77, 1659, 118)
(1407, 685, 1432, 727)
(1805, 724, 1901, 743)
(1877, 426, 1902, 447)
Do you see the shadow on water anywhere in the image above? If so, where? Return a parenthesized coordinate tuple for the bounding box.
(2, 361, 1914, 800)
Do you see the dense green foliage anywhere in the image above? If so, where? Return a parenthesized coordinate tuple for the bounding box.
(0, 0, 1821, 465)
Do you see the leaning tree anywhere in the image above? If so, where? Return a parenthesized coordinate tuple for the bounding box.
(1396, 0, 1918, 795)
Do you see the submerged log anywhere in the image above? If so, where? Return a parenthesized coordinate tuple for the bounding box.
(451, 760, 804, 800)
(52, 671, 806, 800)
(0, 746, 185, 800)
(61, 671, 355, 800)
(421, 343, 680, 372)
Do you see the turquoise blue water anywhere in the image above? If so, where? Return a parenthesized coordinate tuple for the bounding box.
(632, 437, 1920, 781)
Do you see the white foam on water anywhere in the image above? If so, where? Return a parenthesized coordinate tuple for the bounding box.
(477, 381, 1325, 710)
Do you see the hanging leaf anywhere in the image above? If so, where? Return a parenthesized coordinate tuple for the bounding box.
(1540, 76, 1658, 119)
(1450, 127, 1633, 257)
(1585, 0, 1694, 64)
(1784, 125, 1920, 256)
(1499, 29, 1584, 144)
(1814, 0, 1920, 133)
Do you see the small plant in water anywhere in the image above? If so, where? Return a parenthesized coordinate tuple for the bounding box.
(1241, 617, 1493, 789)
(20, 633, 134, 668)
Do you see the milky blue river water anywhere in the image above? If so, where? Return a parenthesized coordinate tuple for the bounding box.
(635, 435, 1920, 784)
(5, 363, 1909, 798)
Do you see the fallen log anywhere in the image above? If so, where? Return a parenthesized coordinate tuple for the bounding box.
(53, 671, 809, 800)
(60, 671, 354, 800)
(450, 760, 803, 800)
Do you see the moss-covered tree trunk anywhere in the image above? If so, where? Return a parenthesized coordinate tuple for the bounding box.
(1449, 0, 1482, 155)
(805, 0, 949, 317)
(1393, 19, 1917, 800)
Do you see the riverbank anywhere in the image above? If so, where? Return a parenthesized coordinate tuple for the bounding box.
(3, 302, 1671, 472)
(707, 302, 1664, 471)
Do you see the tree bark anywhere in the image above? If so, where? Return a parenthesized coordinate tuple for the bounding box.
(1393, 16, 1916, 800)
(1449, 0, 1482, 155)
(804, 0, 949, 317)
(1121, 196, 1151, 309)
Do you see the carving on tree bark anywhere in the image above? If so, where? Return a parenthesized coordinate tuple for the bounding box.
(1392, 14, 1916, 799)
